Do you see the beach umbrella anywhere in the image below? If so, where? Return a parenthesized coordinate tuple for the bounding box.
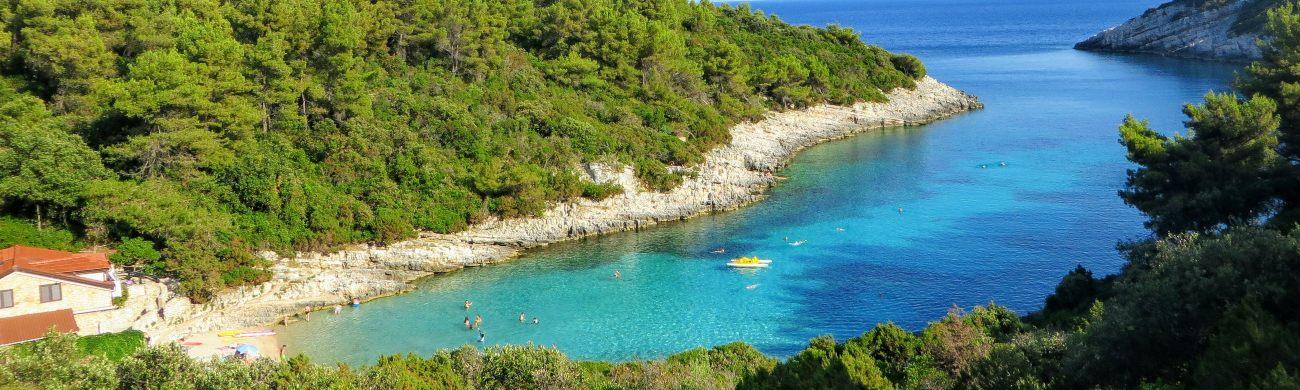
(235, 344, 260, 358)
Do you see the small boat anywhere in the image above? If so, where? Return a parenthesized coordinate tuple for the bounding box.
(789, 240, 806, 246)
(728, 257, 771, 268)
(711, 247, 727, 254)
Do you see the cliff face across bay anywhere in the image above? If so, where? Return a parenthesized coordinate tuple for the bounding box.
(122, 77, 980, 342)
(1075, 0, 1276, 61)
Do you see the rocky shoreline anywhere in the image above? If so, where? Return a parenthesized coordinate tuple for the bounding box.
(1075, 0, 1268, 62)
(116, 77, 980, 343)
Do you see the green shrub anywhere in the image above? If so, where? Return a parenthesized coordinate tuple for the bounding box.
(76, 331, 146, 362)
(109, 237, 163, 276)
(112, 287, 129, 307)
(890, 53, 927, 79)
(580, 182, 624, 200)
(634, 159, 684, 192)
(0, 217, 77, 250)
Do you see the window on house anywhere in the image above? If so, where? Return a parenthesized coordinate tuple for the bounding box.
(0, 289, 12, 308)
(39, 283, 61, 303)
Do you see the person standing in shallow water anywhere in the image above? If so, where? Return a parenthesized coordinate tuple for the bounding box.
(474, 314, 482, 329)
(464, 316, 472, 330)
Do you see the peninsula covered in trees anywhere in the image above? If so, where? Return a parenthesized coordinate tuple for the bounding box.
(0, 0, 926, 299)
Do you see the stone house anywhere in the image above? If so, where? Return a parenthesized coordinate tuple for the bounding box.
(0, 245, 123, 345)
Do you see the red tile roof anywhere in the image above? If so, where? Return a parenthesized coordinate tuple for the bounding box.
(0, 245, 113, 289)
(0, 309, 79, 346)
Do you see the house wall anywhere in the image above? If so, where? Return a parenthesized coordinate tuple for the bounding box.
(0, 272, 113, 317)
(74, 270, 108, 282)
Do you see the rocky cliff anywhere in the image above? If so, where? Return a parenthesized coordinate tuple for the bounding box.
(1075, 0, 1276, 61)
(128, 77, 981, 343)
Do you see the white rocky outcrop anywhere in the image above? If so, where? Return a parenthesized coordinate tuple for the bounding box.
(132, 77, 981, 343)
(1076, 0, 1266, 61)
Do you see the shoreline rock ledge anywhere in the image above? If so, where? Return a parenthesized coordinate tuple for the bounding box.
(1075, 0, 1270, 62)
(138, 76, 981, 343)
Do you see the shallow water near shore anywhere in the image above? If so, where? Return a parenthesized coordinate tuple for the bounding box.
(279, 0, 1240, 364)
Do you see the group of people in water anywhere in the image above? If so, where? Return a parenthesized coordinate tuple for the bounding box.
(462, 300, 541, 344)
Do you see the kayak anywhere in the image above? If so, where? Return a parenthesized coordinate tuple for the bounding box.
(216, 330, 240, 337)
(236, 331, 276, 338)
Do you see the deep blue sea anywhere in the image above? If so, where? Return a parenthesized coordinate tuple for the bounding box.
(279, 0, 1240, 364)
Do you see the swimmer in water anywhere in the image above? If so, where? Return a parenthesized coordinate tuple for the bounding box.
(746, 283, 760, 290)
(519, 312, 526, 323)
(474, 315, 483, 329)
(999, 161, 1007, 167)
(464, 316, 472, 329)
(533, 317, 539, 325)
(613, 270, 621, 279)
(898, 208, 904, 214)
(464, 300, 472, 310)
(478, 331, 485, 343)
(836, 227, 845, 232)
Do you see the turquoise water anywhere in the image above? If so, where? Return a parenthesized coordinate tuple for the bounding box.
(279, 0, 1240, 364)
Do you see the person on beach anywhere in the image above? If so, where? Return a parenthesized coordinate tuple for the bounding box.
(519, 312, 526, 323)
(464, 300, 472, 310)
(464, 316, 472, 330)
(474, 315, 482, 329)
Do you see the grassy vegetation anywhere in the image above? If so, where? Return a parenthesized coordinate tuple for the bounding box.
(75, 331, 146, 363)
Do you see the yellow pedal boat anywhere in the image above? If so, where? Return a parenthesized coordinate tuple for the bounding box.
(727, 256, 771, 268)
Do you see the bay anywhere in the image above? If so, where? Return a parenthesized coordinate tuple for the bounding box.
(279, 0, 1239, 364)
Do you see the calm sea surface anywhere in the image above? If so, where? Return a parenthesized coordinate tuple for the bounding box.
(279, 0, 1240, 364)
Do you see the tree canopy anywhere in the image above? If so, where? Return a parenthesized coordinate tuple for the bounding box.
(0, 0, 924, 299)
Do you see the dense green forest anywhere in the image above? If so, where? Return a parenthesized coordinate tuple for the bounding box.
(0, 0, 925, 300)
(5, 1, 1300, 389)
